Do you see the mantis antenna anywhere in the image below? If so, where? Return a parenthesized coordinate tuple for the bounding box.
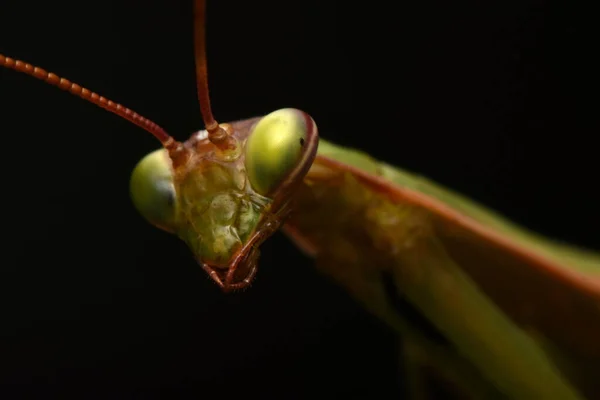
(0, 53, 176, 147)
(193, 0, 235, 151)
(0, 0, 230, 162)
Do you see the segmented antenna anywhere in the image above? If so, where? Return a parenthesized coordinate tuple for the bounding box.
(194, 0, 233, 149)
(0, 53, 177, 149)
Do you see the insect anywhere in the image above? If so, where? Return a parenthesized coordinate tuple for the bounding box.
(2, 1, 599, 399)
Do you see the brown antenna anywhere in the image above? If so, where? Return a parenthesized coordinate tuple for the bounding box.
(194, 0, 234, 150)
(0, 53, 184, 157)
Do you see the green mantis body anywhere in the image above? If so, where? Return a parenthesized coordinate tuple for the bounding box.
(2, 1, 599, 398)
(284, 138, 600, 398)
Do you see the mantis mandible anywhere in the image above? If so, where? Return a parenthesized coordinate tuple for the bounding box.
(1, 1, 599, 399)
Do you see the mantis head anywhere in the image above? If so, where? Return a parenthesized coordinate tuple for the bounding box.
(130, 109, 318, 291)
(0, 0, 318, 291)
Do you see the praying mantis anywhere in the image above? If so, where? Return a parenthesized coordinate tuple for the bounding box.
(1, 1, 599, 398)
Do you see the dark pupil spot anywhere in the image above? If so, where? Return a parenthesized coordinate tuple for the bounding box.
(299, 138, 305, 146)
(166, 189, 175, 207)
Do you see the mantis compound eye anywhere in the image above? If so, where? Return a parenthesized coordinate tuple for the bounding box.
(244, 108, 314, 196)
(130, 149, 177, 232)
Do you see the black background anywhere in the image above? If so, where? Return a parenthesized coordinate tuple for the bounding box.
(0, 1, 597, 399)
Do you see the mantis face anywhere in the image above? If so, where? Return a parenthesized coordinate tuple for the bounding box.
(129, 108, 318, 290)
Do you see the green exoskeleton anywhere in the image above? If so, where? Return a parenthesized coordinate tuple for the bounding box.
(2, 0, 599, 398)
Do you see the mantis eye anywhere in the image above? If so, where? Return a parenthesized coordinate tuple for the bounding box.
(244, 108, 311, 196)
(130, 149, 177, 232)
